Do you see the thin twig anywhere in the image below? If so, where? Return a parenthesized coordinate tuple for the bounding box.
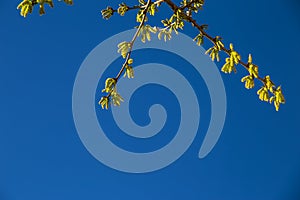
(180, 0, 198, 10)
(106, 0, 152, 98)
(111, 0, 163, 14)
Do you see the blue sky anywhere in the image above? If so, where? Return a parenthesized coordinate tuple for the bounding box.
(1, 0, 300, 199)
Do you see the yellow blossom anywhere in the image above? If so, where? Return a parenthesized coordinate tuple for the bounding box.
(257, 86, 269, 102)
(221, 57, 236, 73)
(269, 86, 285, 111)
(241, 75, 254, 89)
(99, 96, 109, 110)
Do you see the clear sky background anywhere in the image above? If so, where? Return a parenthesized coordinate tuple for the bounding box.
(1, 0, 300, 199)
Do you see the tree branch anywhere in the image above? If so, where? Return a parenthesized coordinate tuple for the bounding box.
(163, 0, 266, 84)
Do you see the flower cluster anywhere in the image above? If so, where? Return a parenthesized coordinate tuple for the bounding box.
(138, 25, 158, 43)
(205, 36, 224, 62)
(241, 54, 258, 89)
(101, 6, 114, 20)
(256, 76, 285, 111)
(17, 0, 72, 17)
(221, 44, 241, 73)
(99, 77, 124, 109)
(124, 59, 134, 79)
(17, 0, 33, 17)
(118, 3, 129, 16)
(117, 42, 131, 58)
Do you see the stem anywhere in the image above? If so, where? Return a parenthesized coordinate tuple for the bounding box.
(111, 0, 163, 14)
(31, 0, 38, 5)
(106, 0, 152, 98)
